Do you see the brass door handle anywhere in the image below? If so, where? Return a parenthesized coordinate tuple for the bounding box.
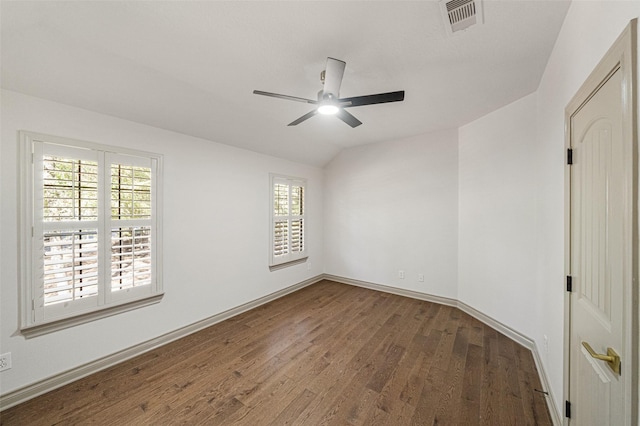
(582, 342, 621, 375)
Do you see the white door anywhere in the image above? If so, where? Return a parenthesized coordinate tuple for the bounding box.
(566, 21, 636, 426)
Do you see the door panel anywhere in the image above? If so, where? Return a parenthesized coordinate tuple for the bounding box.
(569, 65, 625, 424)
(576, 119, 613, 323)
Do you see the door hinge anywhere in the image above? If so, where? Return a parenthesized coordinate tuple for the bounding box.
(567, 148, 573, 165)
(565, 400, 571, 418)
(566, 275, 573, 292)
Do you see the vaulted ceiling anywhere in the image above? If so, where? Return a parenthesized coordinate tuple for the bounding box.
(1, 1, 570, 167)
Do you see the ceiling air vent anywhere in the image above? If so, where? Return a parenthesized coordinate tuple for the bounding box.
(440, 0, 483, 35)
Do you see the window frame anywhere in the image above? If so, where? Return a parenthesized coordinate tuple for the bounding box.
(19, 131, 164, 337)
(269, 173, 307, 268)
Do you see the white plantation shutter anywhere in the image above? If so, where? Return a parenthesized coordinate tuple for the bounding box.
(270, 175, 307, 266)
(290, 185, 304, 255)
(273, 220, 289, 257)
(21, 132, 163, 331)
(33, 143, 102, 321)
(107, 153, 157, 303)
(290, 219, 304, 253)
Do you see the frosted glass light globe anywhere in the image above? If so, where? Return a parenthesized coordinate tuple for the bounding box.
(317, 104, 339, 115)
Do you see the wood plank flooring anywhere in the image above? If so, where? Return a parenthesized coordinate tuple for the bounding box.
(0, 280, 552, 425)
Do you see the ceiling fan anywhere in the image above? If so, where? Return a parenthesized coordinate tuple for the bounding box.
(253, 57, 405, 128)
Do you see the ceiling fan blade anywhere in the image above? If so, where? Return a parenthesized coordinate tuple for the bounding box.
(288, 109, 318, 126)
(253, 90, 318, 104)
(336, 109, 362, 128)
(322, 57, 346, 98)
(339, 91, 405, 108)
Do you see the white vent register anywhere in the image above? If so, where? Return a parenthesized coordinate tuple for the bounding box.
(440, 0, 483, 34)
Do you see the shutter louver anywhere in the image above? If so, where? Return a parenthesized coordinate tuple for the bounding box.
(111, 164, 152, 220)
(43, 156, 98, 221)
(291, 185, 303, 216)
(291, 219, 303, 253)
(43, 229, 99, 305)
(273, 221, 289, 257)
(273, 183, 289, 216)
(111, 226, 152, 291)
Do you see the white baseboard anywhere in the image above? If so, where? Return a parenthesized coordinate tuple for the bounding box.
(1, 273, 562, 424)
(530, 341, 562, 426)
(457, 299, 561, 425)
(323, 274, 459, 307)
(456, 300, 532, 348)
(0, 274, 323, 411)
(323, 274, 562, 425)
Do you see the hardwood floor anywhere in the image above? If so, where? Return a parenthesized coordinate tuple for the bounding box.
(0, 280, 552, 425)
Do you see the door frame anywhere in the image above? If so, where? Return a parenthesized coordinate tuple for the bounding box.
(563, 19, 638, 425)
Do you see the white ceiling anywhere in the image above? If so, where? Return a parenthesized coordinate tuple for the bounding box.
(1, 1, 570, 167)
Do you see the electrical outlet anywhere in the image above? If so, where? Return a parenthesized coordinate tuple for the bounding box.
(0, 353, 12, 372)
(398, 270, 405, 279)
(418, 273, 424, 282)
(543, 335, 549, 354)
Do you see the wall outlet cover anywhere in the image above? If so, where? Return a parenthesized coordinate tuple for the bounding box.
(0, 353, 12, 372)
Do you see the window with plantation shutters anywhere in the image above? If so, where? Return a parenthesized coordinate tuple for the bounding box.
(20, 132, 163, 335)
(270, 174, 307, 267)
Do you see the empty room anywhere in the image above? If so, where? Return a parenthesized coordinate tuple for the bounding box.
(1, 1, 639, 424)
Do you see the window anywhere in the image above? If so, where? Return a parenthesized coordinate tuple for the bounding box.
(270, 174, 307, 267)
(20, 131, 163, 335)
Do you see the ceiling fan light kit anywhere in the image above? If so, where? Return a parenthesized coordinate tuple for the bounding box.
(253, 57, 405, 128)
(317, 104, 339, 115)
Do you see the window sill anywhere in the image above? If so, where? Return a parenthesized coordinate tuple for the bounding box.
(21, 293, 164, 338)
(269, 256, 308, 271)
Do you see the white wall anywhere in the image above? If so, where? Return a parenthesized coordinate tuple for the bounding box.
(324, 130, 459, 299)
(458, 3, 640, 415)
(0, 89, 324, 394)
(458, 93, 539, 339)
(534, 1, 640, 414)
